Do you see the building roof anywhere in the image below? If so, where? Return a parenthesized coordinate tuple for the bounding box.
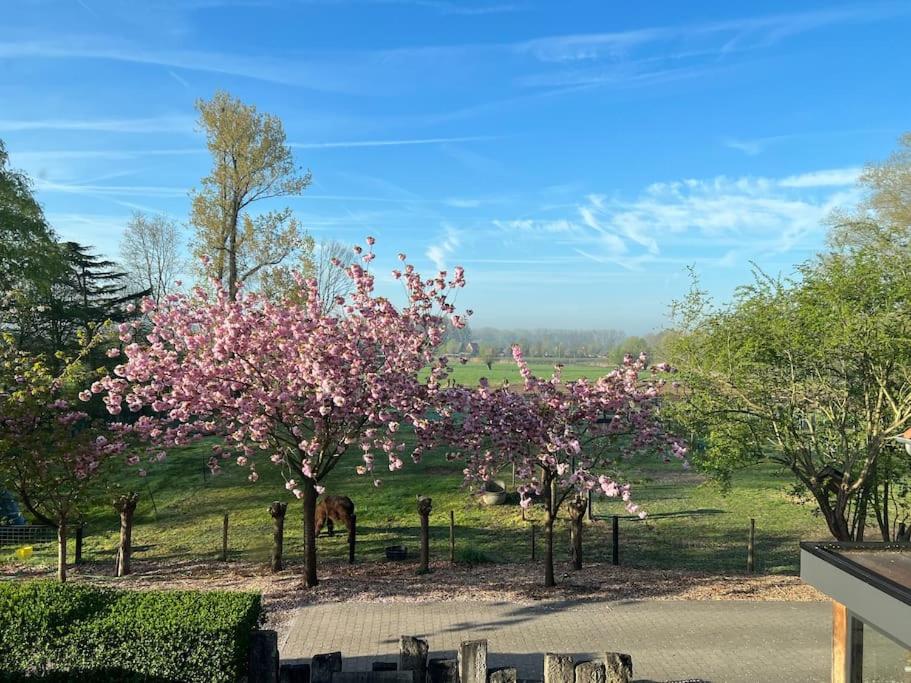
(801, 541, 911, 647)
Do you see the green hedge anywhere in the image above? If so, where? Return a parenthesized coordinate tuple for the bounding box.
(0, 581, 263, 682)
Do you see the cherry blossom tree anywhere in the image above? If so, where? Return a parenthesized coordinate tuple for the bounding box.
(0, 332, 126, 581)
(425, 346, 684, 587)
(92, 238, 467, 587)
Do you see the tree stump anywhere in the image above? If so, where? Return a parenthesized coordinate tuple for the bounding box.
(568, 495, 587, 571)
(114, 492, 139, 577)
(417, 496, 432, 574)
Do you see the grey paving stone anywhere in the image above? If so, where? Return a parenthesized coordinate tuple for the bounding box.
(281, 600, 830, 683)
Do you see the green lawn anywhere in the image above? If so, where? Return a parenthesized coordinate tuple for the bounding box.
(3, 431, 830, 575)
(424, 358, 613, 387)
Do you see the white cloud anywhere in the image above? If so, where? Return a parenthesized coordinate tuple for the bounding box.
(0, 115, 194, 134)
(167, 69, 191, 89)
(34, 178, 187, 198)
(10, 148, 202, 165)
(722, 137, 769, 155)
(515, 5, 906, 65)
(493, 218, 579, 234)
(3, 4, 905, 107)
(290, 136, 496, 150)
(426, 225, 461, 271)
(494, 166, 862, 268)
(778, 167, 861, 188)
(445, 198, 483, 208)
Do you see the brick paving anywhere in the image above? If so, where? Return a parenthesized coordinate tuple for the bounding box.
(282, 600, 830, 682)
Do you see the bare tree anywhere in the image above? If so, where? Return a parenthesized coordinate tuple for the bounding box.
(308, 239, 355, 314)
(119, 212, 183, 303)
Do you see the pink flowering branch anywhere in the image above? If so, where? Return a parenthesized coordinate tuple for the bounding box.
(421, 346, 685, 586)
(92, 238, 467, 587)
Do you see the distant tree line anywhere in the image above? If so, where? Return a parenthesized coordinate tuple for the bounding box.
(441, 324, 675, 363)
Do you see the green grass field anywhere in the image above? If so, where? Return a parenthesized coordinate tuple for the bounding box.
(423, 358, 614, 387)
(2, 427, 830, 575)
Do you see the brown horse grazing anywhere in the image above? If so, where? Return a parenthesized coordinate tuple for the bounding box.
(315, 495, 355, 537)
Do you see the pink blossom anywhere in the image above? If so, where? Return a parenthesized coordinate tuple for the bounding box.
(94, 238, 470, 585)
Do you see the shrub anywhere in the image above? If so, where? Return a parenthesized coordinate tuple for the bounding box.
(0, 581, 262, 682)
(455, 547, 493, 565)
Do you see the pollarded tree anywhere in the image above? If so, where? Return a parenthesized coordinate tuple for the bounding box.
(93, 238, 467, 587)
(426, 346, 682, 587)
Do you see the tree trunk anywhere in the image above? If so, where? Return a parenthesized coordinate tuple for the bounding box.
(881, 479, 890, 542)
(269, 501, 287, 573)
(57, 522, 67, 583)
(417, 496, 432, 574)
(544, 517, 555, 587)
(814, 491, 853, 541)
(542, 471, 557, 587)
(227, 210, 239, 298)
(568, 496, 586, 571)
(855, 483, 870, 542)
(114, 492, 139, 577)
(302, 478, 319, 587)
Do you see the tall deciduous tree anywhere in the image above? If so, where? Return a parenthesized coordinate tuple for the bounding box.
(190, 90, 312, 299)
(93, 239, 467, 587)
(119, 212, 183, 303)
(828, 132, 911, 261)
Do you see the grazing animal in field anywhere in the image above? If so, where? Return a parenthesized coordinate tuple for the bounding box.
(315, 495, 355, 537)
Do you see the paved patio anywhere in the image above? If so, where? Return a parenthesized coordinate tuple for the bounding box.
(282, 600, 831, 682)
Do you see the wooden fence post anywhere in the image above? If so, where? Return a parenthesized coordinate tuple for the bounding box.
(348, 514, 356, 564)
(221, 512, 229, 562)
(747, 517, 755, 573)
(74, 525, 84, 565)
(449, 510, 455, 563)
(418, 497, 432, 574)
(611, 515, 619, 566)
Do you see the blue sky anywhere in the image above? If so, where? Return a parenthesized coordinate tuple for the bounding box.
(2, 1, 909, 333)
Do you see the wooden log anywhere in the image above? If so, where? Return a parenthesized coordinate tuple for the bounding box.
(311, 652, 342, 683)
(544, 654, 574, 683)
(399, 635, 429, 683)
(458, 639, 487, 683)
